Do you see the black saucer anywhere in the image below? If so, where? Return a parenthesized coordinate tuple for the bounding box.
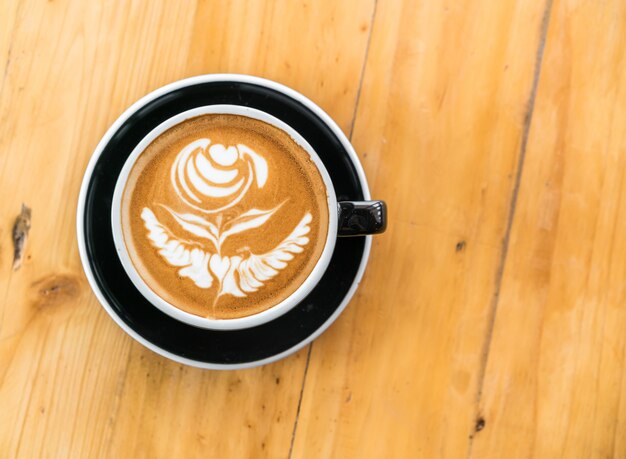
(80, 77, 369, 368)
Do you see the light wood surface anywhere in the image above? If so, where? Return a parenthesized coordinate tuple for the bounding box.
(0, 0, 624, 457)
(472, 0, 626, 457)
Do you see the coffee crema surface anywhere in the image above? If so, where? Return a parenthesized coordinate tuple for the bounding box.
(120, 114, 329, 319)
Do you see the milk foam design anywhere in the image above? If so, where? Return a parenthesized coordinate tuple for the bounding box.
(141, 138, 312, 304)
(171, 139, 268, 213)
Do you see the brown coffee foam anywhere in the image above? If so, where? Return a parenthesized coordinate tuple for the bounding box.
(121, 114, 329, 319)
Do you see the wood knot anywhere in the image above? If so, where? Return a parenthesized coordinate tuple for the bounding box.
(455, 240, 466, 252)
(31, 273, 82, 309)
(12, 203, 31, 271)
(475, 417, 486, 433)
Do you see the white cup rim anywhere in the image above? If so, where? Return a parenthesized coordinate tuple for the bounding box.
(111, 105, 338, 330)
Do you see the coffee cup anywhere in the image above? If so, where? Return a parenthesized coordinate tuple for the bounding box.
(110, 92, 385, 331)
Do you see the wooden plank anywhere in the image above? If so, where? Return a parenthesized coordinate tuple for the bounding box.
(186, 0, 376, 133)
(0, 1, 199, 456)
(290, 0, 551, 457)
(0, 0, 20, 94)
(471, 0, 626, 457)
(0, 1, 374, 457)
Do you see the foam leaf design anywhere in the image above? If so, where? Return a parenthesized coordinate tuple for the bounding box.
(141, 208, 213, 289)
(161, 206, 219, 235)
(142, 208, 313, 302)
(218, 204, 282, 244)
(235, 213, 311, 293)
(161, 206, 219, 248)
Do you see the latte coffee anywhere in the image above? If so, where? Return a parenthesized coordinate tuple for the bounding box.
(119, 114, 330, 320)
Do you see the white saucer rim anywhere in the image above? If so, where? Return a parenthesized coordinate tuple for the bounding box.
(76, 74, 372, 370)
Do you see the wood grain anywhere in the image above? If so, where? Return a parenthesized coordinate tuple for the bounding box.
(0, 1, 373, 457)
(471, 0, 626, 457)
(187, 0, 375, 133)
(291, 0, 551, 457)
(2, 0, 625, 457)
(0, 0, 20, 94)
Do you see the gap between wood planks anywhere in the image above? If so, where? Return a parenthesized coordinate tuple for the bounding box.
(467, 0, 555, 453)
(287, 1, 379, 457)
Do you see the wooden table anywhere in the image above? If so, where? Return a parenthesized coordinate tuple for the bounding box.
(1, 0, 625, 457)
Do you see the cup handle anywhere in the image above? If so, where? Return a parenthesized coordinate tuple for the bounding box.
(337, 201, 387, 236)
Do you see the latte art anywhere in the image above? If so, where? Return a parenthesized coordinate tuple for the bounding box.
(172, 139, 268, 213)
(120, 114, 329, 319)
(141, 207, 312, 299)
(144, 139, 311, 300)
